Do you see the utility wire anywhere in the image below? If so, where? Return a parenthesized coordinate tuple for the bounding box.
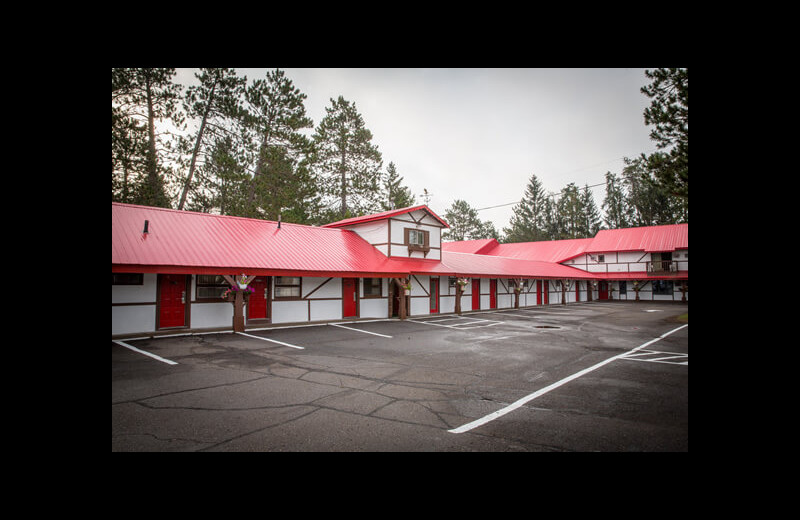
(474, 148, 658, 212)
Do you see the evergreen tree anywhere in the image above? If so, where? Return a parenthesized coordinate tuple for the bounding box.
(641, 68, 688, 198)
(188, 135, 249, 215)
(381, 162, 415, 210)
(112, 68, 183, 207)
(541, 194, 561, 241)
(503, 173, 548, 242)
(312, 96, 383, 220)
(177, 68, 247, 210)
(602, 171, 630, 229)
(557, 183, 584, 238)
(622, 155, 680, 226)
(442, 199, 498, 241)
(243, 69, 314, 220)
(581, 184, 602, 237)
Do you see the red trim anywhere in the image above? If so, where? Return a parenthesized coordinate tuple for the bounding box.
(322, 204, 450, 229)
(112, 264, 409, 278)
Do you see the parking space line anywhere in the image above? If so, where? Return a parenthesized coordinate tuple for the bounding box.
(408, 317, 502, 330)
(621, 350, 688, 365)
(329, 323, 392, 338)
(424, 316, 467, 323)
(236, 332, 305, 349)
(113, 340, 178, 365)
(448, 324, 688, 434)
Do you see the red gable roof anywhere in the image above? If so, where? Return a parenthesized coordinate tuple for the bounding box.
(111, 203, 408, 277)
(322, 204, 450, 228)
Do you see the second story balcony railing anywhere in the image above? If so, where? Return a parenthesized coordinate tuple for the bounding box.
(647, 260, 678, 275)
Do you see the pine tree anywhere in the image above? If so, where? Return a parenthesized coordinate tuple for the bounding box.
(557, 183, 584, 238)
(641, 68, 688, 198)
(112, 68, 183, 208)
(189, 135, 249, 215)
(381, 162, 415, 210)
(602, 171, 630, 229)
(541, 195, 561, 241)
(243, 69, 314, 220)
(312, 96, 383, 219)
(442, 199, 498, 241)
(581, 184, 602, 236)
(622, 155, 679, 226)
(177, 68, 247, 210)
(503, 173, 548, 243)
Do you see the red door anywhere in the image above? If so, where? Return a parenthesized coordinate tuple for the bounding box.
(544, 280, 549, 304)
(342, 278, 358, 318)
(489, 279, 497, 309)
(576, 281, 581, 302)
(598, 281, 608, 300)
(248, 276, 270, 320)
(159, 274, 186, 328)
(430, 278, 439, 314)
(472, 278, 480, 310)
(536, 280, 542, 305)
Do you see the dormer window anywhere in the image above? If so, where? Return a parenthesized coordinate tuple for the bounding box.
(405, 228, 430, 255)
(409, 229, 426, 246)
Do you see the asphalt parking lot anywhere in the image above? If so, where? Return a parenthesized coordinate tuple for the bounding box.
(112, 301, 688, 452)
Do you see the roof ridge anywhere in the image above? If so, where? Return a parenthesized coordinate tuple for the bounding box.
(112, 202, 338, 231)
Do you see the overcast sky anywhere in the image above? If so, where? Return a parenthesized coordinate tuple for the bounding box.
(175, 68, 656, 232)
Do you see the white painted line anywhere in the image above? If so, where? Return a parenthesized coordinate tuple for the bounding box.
(457, 322, 503, 329)
(425, 316, 468, 323)
(113, 340, 178, 365)
(236, 332, 305, 349)
(622, 357, 688, 366)
(329, 323, 392, 338)
(496, 312, 540, 319)
(448, 324, 688, 434)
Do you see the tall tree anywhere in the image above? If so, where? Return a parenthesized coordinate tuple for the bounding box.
(557, 183, 585, 238)
(112, 70, 148, 202)
(381, 162, 415, 210)
(442, 199, 498, 241)
(503, 173, 548, 243)
(187, 135, 249, 215)
(622, 154, 681, 226)
(541, 194, 561, 241)
(177, 68, 246, 210)
(602, 171, 630, 229)
(112, 68, 183, 207)
(641, 68, 688, 198)
(581, 184, 602, 237)
(243, 69, 314, 219)
(312, 96, 383, 219)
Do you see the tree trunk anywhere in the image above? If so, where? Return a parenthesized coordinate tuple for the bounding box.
(144, 74, 161, 205)
(178, 82, 216, 211)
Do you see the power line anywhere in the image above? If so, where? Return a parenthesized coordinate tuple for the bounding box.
(475, 181, 605, 212)
(474, 148, 659, 212)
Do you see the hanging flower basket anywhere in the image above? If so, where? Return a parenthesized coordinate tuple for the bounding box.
(222, 284, 254, 303)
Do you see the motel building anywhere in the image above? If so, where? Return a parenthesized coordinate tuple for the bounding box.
(112, 202, 688, 338)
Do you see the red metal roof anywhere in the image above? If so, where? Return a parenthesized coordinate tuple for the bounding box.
(112, 203, 686, 281)
(487, 238, 594, 263)
(437, 252, 597, 279)
(322, 204, 450, 228)
(112, 203, 409, 277)
(587, 224, 688, 253)
(441, 238, 499, 255)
